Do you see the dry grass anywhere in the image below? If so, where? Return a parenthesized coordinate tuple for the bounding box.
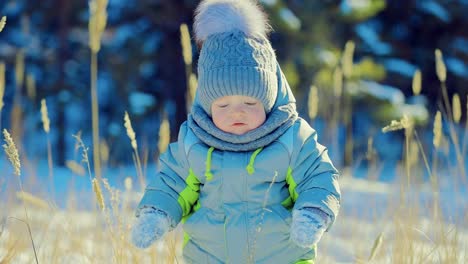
(0, 16, 6, 32)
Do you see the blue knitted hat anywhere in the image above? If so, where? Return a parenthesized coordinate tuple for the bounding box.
(194, 0, 278, 115)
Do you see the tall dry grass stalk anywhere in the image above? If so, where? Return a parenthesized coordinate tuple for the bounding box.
(412, 69, 422, 95)
(307, 85, 318, 121)
(0, 16, 6, 32)
(341, 40, 355, 166)
(434, 49, 467, 186)
(2, 128, 39, 263)
(333, 66, 343, 98)
(26, 73, 36, 101)
(3, 129, 21, 176)
(433, 111, 442, 149)
(0, 62, 5, 111)
(342, 41, 355, 79)
(332, 67, 343, 165)
(0, 61, 5, 130)
(124, 111, 144, 189)
(249, 171, 278, 263)
(435, 49, 446, 83)
(88, 0, 108, 181)
(72, 133, 93, 182)
(180, 23, 195, 111)
(382, 116, 412, 133)
(100, 140, 110, 167)
(368, 232, 383, 262)
(92, 178, 105, 211)
(41, 99, 55, 199)
(365, 136, 380, 180)
(382, 115, 414, 201)
(11, 50, 25, 144)
(88, 0, 107, 54)
(452, 93, 461, 124)
(429, 112, 443, 218)
(16, 191, 50, 210)
(463, 95, 468, 155)
(403, 116, 415, 195)
(66, 160, 86, 176)
(188, 73, 198, 108)
(158, 114, 170, 155)
(15, 50, 25, 91)
(72, 133, 128, 262)
(40, 99, 51, 133)
(180, 23, 192, 66)
(382, 110, 463, 264)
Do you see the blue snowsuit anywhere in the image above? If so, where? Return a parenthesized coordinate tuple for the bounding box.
(137, 66, 341, 263)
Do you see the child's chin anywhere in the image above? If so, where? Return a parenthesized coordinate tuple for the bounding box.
(229, 129, 249, 135)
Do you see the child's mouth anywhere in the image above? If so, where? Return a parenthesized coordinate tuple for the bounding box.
(232, 123, 246, 126)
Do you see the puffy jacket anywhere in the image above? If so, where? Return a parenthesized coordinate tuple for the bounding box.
(137, 117, 340, 263)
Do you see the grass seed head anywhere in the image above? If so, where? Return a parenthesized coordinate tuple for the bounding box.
(40, 99, 50, 133)
(124, 111, 137, 151)
(308, 85, 318, 120)
(412, 69, 422, 95)
(2, 129, 21, 176)
(0, 16, 6, 32)
(158, 115, 170, 154)
(452, 93, 461, 123)
(92, 178, 105, 211)
(180, 23, 192, 66)
(435, 49, 446, 82)
(0, 62, 5, 110)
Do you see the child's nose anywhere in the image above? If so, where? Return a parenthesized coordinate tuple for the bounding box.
(231, 105, 246, 115)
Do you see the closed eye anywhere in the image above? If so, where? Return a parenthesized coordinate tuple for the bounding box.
(245, 102, 257, 106)
(216, 104, 228, 108)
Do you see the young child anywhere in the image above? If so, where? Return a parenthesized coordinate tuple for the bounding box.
(131, 0, 341, 263)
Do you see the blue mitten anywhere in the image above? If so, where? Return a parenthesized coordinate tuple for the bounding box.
(131, 207, 172, 249)
(290, 207, 330, 248)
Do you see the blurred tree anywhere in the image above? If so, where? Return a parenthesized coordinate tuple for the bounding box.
(1, 0, 467, 166)
(353, 0, 468, 117)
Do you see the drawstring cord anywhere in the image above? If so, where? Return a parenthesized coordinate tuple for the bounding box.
(205, 147, 215, 181)
(246, 147, 263, 175)
(205, 146, 263, 180)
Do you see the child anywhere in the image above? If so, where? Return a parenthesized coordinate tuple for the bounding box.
(131, 0, 341, 263)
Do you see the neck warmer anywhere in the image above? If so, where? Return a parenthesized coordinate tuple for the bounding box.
(188, 103, 297, 152)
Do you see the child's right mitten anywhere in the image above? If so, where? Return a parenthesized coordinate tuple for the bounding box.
(131, 207, 171, 249)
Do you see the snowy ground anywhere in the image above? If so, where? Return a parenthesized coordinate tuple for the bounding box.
(320, 176, 468, 263)
(1, 163, 467, 263)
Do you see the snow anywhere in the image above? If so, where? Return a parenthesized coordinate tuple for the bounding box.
(340, 0, 372, 14)
(1, 158, 467, 263)
(382, 58, 418, 78)
(446, 57, 468, 77)
(355, 23, 392, 55)
(417, 1, 451, 22)
(279, 8, 301, 30)
(350, 80, 405, 105)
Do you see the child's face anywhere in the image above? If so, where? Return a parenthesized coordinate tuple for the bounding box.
(211, 95, 266, 135)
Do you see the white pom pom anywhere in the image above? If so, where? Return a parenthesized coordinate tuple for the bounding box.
(194, 0, 271, 43)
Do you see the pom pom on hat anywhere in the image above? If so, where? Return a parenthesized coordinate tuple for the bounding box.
(194, 0, 271, 44)
(193, 0, 278, 115)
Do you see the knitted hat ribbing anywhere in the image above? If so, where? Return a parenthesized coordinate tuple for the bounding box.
(194, 0, 278, 115)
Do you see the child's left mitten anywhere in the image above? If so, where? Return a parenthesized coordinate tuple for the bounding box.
(131, 207, 171, 249)
(290, 207, 330, 248)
